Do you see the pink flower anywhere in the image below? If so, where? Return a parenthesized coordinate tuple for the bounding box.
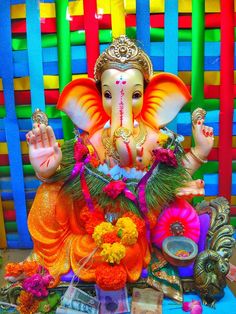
(153, 148, 178, 167)
(182, 300, 202, 314)
(22, 273, 53, 298)
(103, 180, 126, 199)
(74, 139, 89, 162)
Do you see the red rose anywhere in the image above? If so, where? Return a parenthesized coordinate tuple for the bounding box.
(103, 181, 126, 199)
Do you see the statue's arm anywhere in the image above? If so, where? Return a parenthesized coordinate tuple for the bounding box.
(26, 124, 62, 180)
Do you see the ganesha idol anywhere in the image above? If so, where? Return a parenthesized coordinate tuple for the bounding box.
(26, 36, 234, 304)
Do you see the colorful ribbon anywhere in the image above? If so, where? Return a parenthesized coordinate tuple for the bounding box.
(219, 0, 234, 201)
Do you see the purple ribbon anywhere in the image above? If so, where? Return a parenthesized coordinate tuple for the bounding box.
(69, 161, 95, 212)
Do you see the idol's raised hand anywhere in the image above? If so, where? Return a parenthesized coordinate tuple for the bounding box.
(26, 124, 62, 179)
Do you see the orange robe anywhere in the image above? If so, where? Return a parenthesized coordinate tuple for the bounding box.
(28, 181, 151, 282)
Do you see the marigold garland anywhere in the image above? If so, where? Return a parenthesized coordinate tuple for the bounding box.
(122, 212, 145, 235)
(22, 261, 39, 277)
(5, 262, 23, 277)
(101, 243, 126, 264)
(17, 291, 40, 314)
(116, 217, 138, 245)
(95, 263, 127, 290)
(93, 222, 114, 246)
(102, 231, 121, 244)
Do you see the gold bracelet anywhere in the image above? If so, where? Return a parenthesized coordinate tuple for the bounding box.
(190, 147, 208, 164)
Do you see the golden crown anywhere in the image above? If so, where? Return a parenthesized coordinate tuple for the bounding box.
(94, 35, 153, 82)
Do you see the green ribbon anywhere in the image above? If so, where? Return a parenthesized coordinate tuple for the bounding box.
(2, 100, 236, 118)
(55, 0, 74, 140)
(191, 0, 205, 204)
(12, 28, 236, 50)
(0, 162, 225, 176)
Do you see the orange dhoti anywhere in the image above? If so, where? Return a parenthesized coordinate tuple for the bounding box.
(28, 182, 151, 283)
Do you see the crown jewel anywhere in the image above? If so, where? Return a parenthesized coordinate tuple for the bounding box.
(94, 35, 153, 82)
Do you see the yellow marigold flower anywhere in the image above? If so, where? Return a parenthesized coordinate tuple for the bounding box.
(92, 222, 114, 246)
(157, 133, 169, 146)
(101, 243, 126, 264)
(116, 217, 138, 245)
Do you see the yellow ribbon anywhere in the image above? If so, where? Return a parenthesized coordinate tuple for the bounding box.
(10, 0, 230, 19)
(111, 0, 126, 39)
(0, 197, 7, 248)
(0, 140, 64, 154)
(2, 72, 234, 91)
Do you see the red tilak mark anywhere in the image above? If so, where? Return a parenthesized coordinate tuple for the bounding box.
(119, 88, 124, 126)
(125, 143, 133, 166)
(197, 121, 202, 125)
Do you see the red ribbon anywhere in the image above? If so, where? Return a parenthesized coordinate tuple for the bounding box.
(219, 0, 234, 201)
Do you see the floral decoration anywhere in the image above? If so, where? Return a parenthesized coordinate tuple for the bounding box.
(5, 262, 23, 277)
(22, 261, 39, 277)
(22, 273, 53, 298)
(102, 230, 121, 244)
(103, 180, 126, 199)
(153, 148, 178, 168)
(95, 263, 127, 291)
(157, 132, 169, 146)
(116, 217, 138, 245)
(90, 214, 143, 289)
(74, 139, 89, 162)
(93, 222, 115, 246)
(17, 291, 40, 314)
(101, 243, 126, 264)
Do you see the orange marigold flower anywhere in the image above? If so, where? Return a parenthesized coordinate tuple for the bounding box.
(22, 261, 39, 277)
(122, 212, 145, 234)
(89, 156, 100, 168)
(17, 291, 40, 314)
(85, 215, 104, 235)
(5, 262, 23, 277)
(102, 231, 121, 244)
(95, 263, 127, 290)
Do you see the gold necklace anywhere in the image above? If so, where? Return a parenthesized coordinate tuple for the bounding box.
(101, 121, 147, 162)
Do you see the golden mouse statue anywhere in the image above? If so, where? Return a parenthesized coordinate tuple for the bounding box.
(26, 36, 216, 291)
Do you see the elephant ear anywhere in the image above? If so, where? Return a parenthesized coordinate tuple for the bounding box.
(57, 78, 109, 135)
(141, 73, 191, 130)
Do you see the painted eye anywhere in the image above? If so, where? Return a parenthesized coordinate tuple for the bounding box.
(132, 91, 142, 99)
(104, 90, 112, 99)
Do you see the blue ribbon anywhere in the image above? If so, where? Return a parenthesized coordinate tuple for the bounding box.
(26, 0, 45, 113)
(0, 0, 32, 248)
(136, 0, 150, 54)
(164, 0, 178, 132)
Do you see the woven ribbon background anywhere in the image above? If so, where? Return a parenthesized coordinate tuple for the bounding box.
(0, 0, 235, 249)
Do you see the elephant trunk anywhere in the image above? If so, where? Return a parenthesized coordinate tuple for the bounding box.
(110, 98, 137, 167)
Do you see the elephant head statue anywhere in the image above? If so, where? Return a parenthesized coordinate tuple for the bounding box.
(57, 35, 191, 168)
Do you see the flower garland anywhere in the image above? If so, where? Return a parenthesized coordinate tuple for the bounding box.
(85, 212, 144, 289)
(4, 261, 54, 314)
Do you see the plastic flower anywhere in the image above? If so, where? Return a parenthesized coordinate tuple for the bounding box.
(116, 217, 138, 245)
(17, 291, 40, 314)
(101, 243, 126, 264)
(157, 133, 169, 146)
(153, 148, 178, 167)
(22, 273, 53, 298)
(5, 262, 23, 277)
(95, 263, 127, 290)
(103, 180, 126, 199)
(22, 261, 39, 277)
(92, 222, 114, 246)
